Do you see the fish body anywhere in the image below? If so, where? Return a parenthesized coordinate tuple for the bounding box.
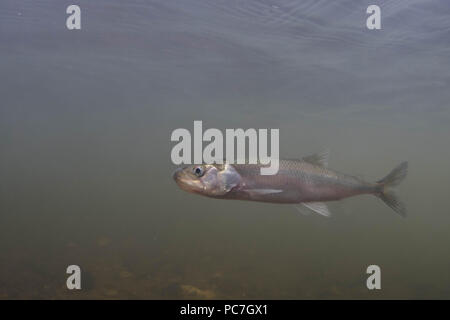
(225, 160, 376, 203)
(173, 151, 408, 217)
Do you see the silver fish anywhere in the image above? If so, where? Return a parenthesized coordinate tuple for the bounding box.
(172, 151, 408, 217)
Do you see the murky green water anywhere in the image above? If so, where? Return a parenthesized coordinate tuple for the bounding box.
(1, 0, 450, 299)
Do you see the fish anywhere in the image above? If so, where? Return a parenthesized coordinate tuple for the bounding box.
(172, 151, 408, 217)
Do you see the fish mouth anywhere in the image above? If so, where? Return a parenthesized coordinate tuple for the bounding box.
(172, 167, 183, 181)
(172, 168, 203, 194)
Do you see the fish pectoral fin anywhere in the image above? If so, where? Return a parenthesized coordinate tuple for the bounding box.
(245, 189, 283, 196)
(301, 202, 331, 217)
(302, 149, 330, 168)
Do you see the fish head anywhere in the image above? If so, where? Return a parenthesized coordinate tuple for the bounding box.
(173, 163, 241, 197)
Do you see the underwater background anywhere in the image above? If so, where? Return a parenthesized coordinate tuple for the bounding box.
(1, 0, 450, 299)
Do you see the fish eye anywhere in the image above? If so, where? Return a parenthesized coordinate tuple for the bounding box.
(193, 166, 204, 177)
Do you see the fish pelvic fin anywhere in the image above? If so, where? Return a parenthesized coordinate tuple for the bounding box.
(376, 161, 408, 217)
(300, 202, 331, 217)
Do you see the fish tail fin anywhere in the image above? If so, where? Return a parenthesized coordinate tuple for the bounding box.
(375, 161, 408, 217)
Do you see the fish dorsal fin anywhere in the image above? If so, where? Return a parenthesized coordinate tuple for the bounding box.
(302, 149, 329, 168)
(301, 202, 331, 217)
